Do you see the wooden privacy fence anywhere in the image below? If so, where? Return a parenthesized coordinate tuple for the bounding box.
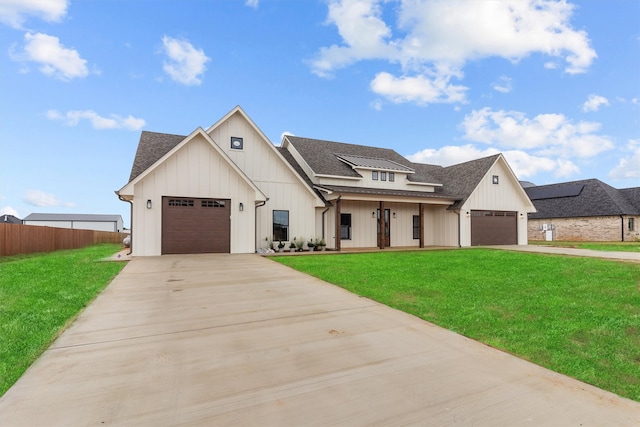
(0, 223, 129, 257)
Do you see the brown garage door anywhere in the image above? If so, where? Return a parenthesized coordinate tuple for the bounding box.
(471, 210, 517, 246)
(162, 197, 230, 254)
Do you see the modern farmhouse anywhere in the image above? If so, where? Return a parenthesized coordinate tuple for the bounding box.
(117, 106, 535, 256)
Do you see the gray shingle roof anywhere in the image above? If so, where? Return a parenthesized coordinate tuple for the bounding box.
(23, 213, 122, 222)
(525, 179, 640, 219)
(129, 131, 186, 182)
(285, 136, 442, 184)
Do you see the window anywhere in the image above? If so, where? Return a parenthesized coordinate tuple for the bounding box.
(412, 215, 420, 240)
(630, 218, 635, 231)
(381, 171, 387, 181)
(168, 199, 194, 207)
(340, 213, 352, 240)
(273, 210, 289, 241)
(389, 172, 395, 182)
(202, 200, 225, 208)
(230, 136, 243, 150)
(492, 175, 499, 184)
(372, 171, 378, 181)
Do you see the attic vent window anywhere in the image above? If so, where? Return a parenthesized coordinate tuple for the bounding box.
(231, 137, 243, 150)
(492, 175, 499, 184)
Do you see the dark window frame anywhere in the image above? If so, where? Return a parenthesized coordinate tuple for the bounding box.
(340, 213, 352, 240)
(381, 171, 387, 181)
(372, 171, 378, 181)
(273, 210, 289, 241)
(629, 218, 635, 231)
(412, 215, 420, 240)
(230, 136, 244, 150)
(389, 172, 395, 182)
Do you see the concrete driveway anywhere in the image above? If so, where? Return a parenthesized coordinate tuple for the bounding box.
(1, 254, 638, 426)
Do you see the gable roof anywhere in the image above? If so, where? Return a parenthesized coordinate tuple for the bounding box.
(24, 213, 122, 222)
(1, 214, 22, 224)
(119, 127, 267, 201)
(525, 179, 640, 219)
(129, 131, 185, 183)
(427, 154, 502, 210)
(284, 136, 442, 185)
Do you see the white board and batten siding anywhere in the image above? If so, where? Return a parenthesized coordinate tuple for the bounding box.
(208, 110, 322, 250)
(459, 157, 534, 246)
(130, 133, 258, 256)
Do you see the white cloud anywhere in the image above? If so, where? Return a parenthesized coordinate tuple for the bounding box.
(280, 131, 294, 141)
(161, 36, 210, 85)
(407, 144, 500, 166)
(23, 190, 74, 208)
(582, 94, 609, 112)
(492, 76, 512, 94)
(460, 107, 614, 158)
(407, 144, 579, 179)
(0, 0, 68, 29)
(370, 71, 467, 105)
(245, 0, 259, 8)
(609, 139, 640, 180)
(11, 32, 88, 81)
(46, 109, 146, 130)
(0, 206, 19, 217)
(311, 0, 596, 105)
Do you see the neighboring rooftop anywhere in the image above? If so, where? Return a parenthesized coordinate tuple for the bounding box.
(525, 179, 640, 219)
(1, 214, 22, 224)
(23, 213, 123, 222)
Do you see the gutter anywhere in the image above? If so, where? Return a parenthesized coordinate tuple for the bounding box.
(116, 192, 133, 256)
(255, 198, 269, 253)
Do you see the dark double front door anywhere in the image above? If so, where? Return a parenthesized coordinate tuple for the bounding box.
(377, 208, 390, 248)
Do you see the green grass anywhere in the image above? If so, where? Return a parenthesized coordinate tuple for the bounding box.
(530, 240, 640, 252)
(273, 249, 640, 401)
(0, 244, 126, 396)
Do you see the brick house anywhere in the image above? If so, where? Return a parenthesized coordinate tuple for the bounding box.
(525, 179, 640, 242)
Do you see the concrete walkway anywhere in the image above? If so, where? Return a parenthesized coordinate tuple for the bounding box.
(491, 244, 640, 263)
(1, 254, 639, 426)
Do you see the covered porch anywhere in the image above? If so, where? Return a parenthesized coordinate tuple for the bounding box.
(315, 186, 460, 251)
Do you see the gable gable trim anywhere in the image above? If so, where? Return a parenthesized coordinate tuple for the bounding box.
(208, 106, 325, 207)
(118, 127, 267, 202)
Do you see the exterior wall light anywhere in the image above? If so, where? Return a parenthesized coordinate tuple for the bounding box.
(239, 202, 244, 211)
(392, 212, 397, 219)
(372, 211, 376, 218)
(146, 199, 152, 209)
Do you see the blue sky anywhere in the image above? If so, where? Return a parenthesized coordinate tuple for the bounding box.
(1, 0, 638, 227)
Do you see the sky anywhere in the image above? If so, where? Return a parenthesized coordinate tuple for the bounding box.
(1, 0, 638, 228)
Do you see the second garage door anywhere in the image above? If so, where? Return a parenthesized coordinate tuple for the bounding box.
(162, 197, 231, 254)
(470, 210, 517, 246)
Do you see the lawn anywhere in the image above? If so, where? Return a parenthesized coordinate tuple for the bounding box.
(530, 240, 640, 252)
(273, 249, 640, 401)
(0, 244, 126, 397)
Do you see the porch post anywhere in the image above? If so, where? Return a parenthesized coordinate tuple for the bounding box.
(379, 201, 385, 249)
(335, 198, 341, 252)
(419, 203, 425, 248)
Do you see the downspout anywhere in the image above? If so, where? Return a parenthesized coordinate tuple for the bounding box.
(620, 215, 625, 242)
(255, 198, 269, 253)
(321, 206, 330, 240)
(455, 209, 462, 248)
(116, 192, 133, 256)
